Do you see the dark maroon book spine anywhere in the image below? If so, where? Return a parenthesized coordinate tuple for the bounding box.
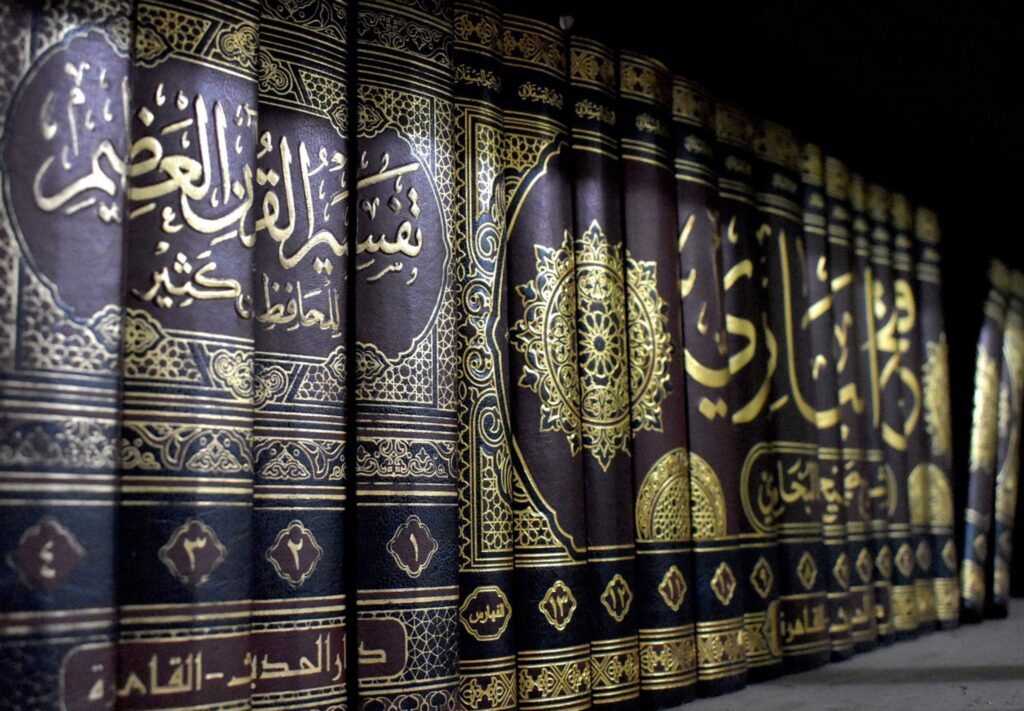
(565, 29, 641, 708)
(502, 11, 593, 709)
(913, 207, 959, 628)
(714, 102, 783, 681)
(673, 77, 749, 695)
(619, 49, 698, 708)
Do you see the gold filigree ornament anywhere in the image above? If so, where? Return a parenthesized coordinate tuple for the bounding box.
(635, 447, 690, 542)
(922, 336, 953, 457)
(689, 452, 727, 539)
(511, 221, 672, 471)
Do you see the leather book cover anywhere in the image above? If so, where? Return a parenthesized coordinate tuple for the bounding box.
(912, 206, 959, 628)
(619, 49, 698, 708)
(502, 12, 593, 709)
(252, 1, 349, 708)
(752, 120, 831, 672)
(824, 157, 880, 652)
(890, 193, 937, 630)
(352, 1, 461, 706)
(801, 144, 854, 660)
(567, 30, 640, 708)
(849, 173, 895, 643)
(452, 2, 518, 708)
(961, 260, 1009, 621)
(0, 3, 128, 707)
(714, 102, 783, 681)
(117, 2, 264, 709)
(673, 77, 749, 695)
(989, 271, 1024, 616)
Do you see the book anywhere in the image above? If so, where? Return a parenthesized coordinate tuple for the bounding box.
(912, 206, 959, 628)
(714, 101, 783, 680)
(252, 2, 349, 708)
(0, 3, 129, 707)
(801, 144, 855, 659)
(353, 1, 461, 706)
(502, 12, 593, 709)
(567, 29, 641, 708)
(116, 2, 264, 709)
(452, 3, 518, 709)
(960, 260, 1009, 621)
(825, 157, 880, 651)
(753, 120, 831, 672)
(673, 76, 749, 695)
(619, 49, 698, 708)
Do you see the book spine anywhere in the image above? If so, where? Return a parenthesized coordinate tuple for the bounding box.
(866, 183, 918, 638)
(618, 49, 698, 709)
(825, 157, 879, 651)
(800, 144, 854, 659)
(849, 174, 895, 642)
(566, 32, 640, 708)
(451, 3, 518, 709)
(960, 261, 1009, 621)
(990, 275, 1024, 616)
(890, 193, 937, 630)
(672, 77, 748, 695)
(352, 1, 460, 707)
(0, 3, 128, 707)
(252, 2, 349, 708)
(117, 1, 261, 708)
(714, 102, 783, 681)
(913, 207, 959, 628)
(501, 13, 593, 710)
(752, 121, 830, 672)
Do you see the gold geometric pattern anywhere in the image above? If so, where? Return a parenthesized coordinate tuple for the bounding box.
(797, 551, 818, 591)
(511, 221, 672, 471)
(916, 541, 932, 574)
(922, 336, 953, 457)
(750, 557, 774, 600)
(635, 447, 690, 542)
(690, 452, 727, 540)
(539, 580, 578, 631)
(833, 552, 850, 590)
(876, 544, 893, 579)
(942, 540, 957, 571)
(895, 542, 914, 578)
(658, 565, 688, 612)
(856, 547, 874, 584)
(600, 574, 634, 622)
(710, 562, 737, 606)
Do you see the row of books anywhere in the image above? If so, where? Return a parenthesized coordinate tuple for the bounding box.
(0, 2, 1009, 710)
(962, 262, 1024, 622)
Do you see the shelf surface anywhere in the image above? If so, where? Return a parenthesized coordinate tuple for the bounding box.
(681, 601, 1024, 710)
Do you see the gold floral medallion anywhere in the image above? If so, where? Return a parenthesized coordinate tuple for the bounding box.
(511, 220, 672, 471)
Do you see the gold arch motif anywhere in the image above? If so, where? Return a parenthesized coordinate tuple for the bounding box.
(690, 452, 726, 539)
(635, 447, 691, 542)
